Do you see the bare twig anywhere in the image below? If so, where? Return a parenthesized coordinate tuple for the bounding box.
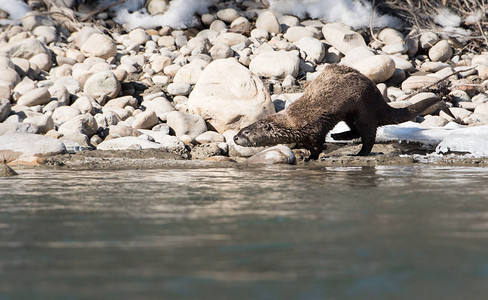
(402, 66, 477, 101)
(80, 0, 128, 22)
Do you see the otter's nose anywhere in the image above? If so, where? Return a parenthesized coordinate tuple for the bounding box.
(233, 135, 239, 142)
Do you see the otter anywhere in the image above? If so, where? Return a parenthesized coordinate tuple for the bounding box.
(234, 64, 453, 156)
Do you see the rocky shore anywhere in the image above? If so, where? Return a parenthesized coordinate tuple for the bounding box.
(0, 0, 488, 170)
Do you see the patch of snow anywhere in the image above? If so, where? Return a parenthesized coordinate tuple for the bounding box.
(434, 8, 461, 27)
(0, 0, 30, 25)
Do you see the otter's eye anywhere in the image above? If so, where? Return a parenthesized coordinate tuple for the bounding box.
(263, 123, 272, 131)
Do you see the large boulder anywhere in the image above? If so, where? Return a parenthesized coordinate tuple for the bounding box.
(188, 58, 275, 133)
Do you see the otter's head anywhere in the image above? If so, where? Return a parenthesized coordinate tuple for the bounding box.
(233, 118, 296, 147)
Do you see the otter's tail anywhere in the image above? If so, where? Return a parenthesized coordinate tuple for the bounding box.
(380, 97, 454, 126)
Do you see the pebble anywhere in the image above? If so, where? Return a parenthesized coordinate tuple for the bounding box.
(167, 82, 191, 96)
(256, 11, 281, 34)
(351, 55, 396, 83)
(249, 50, 300, 78)
(294, 37, 325, 63)
(58, 114, 98, 137)
(191, 143, 223, 160)
(429, 40, 452, 62)
(401, 76, 439, 91)
(0, 98, 11, 122)
(80, 33, 117, 59)
(97, 136, 165, 150)
(247, 145, 296, 165)
(0, 164, 18, 177)
(195, 131, 225, 144)
(0, 133, 65, 159)
(322, 23, 366, 54)
(131, 110, 158, 129)
(84, 71, 121, 99)
(17, 88, 51, 107)
(166, 111, 207, 140)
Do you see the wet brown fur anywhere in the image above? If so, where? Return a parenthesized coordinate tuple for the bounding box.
(234, 64, 450, 156)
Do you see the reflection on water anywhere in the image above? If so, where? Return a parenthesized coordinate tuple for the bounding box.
(1, 165, 488, 299)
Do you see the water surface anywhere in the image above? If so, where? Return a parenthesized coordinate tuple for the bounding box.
(1, 165, 488, 299)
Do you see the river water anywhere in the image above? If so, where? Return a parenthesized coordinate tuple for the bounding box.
(1, 165, 488, 299)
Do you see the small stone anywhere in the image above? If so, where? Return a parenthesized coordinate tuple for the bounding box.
(429, 40, 452, 62)
(250, 50, 300, 78)
(173, 63, 205, 85)
(84, 71, 120, 99)
(341, 46, 375, 66)
(0, 122, 39, 135)
(23, 114, 54, 134)
(284, 26, 317, 42)
(167, 82, 191, 96)
(52, 106, 82, 125)
(214, 32, 250, 47)
(247, 145, 296, 165)
(209, 42, 234, 60)
(0, 98, 11, 122)
(378, 28, 404, 44)
(58, 114, 98, 138)
(464, 113, 488, 125)
(420, 115, 449, 128)
(474, 103, 488, 114)
(322, 23, 366, 54)
(420, 32, 440, 49)
(0, 164, 17, 177)
(294, 37, 325, 63)
(166, 111, 207, 140)
(81, 34, 117, 60)
(128, 28, 149, 45)
(382, 43, 408, 55)
(195, 131, 225, 144)
(216, 8, 240, 23)
(421, 61, 450, 72)
(351, 55, 396, 83)
(256, 11, 281, 34)
(401, 76, 439, 91)
(210, 20, 227, 32)
(17, 88, 51, 107)
(191, 143, 223, 159)
(132, 110, 158, 129)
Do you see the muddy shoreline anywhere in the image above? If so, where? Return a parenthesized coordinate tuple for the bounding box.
(11, 142, 484, 171)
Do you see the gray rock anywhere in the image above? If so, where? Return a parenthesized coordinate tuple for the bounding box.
(0, 122, 39, 135)
(23, 114, 54, 134)
(0, 164, 17, 177)
(166, 111, 207, 140)
(58, 114, 98, 137)
(0, 133, 65, 158)
(167, 82, 191, 96)
(0, 98, 11, 122)
(191, 143, 223, 159)
(429, 40, 452, 62)
(84, 71, 120, 99)
(247, 145, 296, 165)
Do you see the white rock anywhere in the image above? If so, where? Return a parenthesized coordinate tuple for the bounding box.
(214, 33, 250, 47)
(52, 106, 82, 125)
(284, 26, 317, 42)
(188, 58, 275, 132)
(378, 28, 404, 44)
(294, 37, 325, 63)
(84, 71, 120, 99)
(256, 11, 281, 34)
(389, 55, 414, 72)
(250, 50, 300, 78)
(167, 82, 191, 96)
(80, 34, 117, 60)
(17, 88, 51, 107)
(0, 122, 39, 135)
(58, 114, 98, 137)
(7, 38, 51, 60)
(247, 145, 296, 165)
(132, 110, 158, 129)
(341, 46, 374, 66)
(474, 103, 488, 114)
(209, 42, 234, 59)
(216, 8, 240, 23)
(71, 96, 94, 114)
(166, 111, 207, 140)
(143, 96, 175, 118)
(401, 76, 438, 90)
(128, 28, 149, 46)
(382, 43, 408, 55)
(195, 131, 225, 144)
(420, 32, 440, 49)
(322, 23, 366, 54)
(429, 40, 452, 62)
(23, 114, 54, 133)
(173, 63, 205, 85)
(350, 55, 396, 83)
(420, 115, 449, 128)
(33, 26, 57, 44)
(0, 133, 65, 157)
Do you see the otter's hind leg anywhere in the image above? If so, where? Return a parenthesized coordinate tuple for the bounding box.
(356, 127, 377, 156)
